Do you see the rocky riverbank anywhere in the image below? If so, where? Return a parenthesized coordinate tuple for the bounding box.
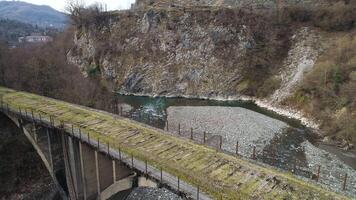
(164, 106, 356, 197)
(126, 187, 182, 200)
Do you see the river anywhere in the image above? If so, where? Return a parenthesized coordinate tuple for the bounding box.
(113, 94, 355, 197)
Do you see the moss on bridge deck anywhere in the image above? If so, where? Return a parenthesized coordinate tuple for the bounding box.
(0, 87, 349, 200)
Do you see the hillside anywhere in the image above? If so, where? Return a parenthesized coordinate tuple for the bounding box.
(0, 19, 50, 43)
(133, 0, 350, 9)
(68, 0, 356, 145)
(0, 1, 67, 28)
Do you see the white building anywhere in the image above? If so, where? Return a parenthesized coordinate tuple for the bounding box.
(18, 35, 53, 43)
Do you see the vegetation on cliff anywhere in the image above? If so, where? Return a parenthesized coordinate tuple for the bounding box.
(287, 32, 356, 144)
(67, 0, 355, 145)
(0, 28, 113, 110)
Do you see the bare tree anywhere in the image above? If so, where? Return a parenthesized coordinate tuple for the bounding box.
(65, 0, 106, 28)
(65, 0, 86, 26)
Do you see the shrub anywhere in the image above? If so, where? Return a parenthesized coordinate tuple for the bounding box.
(257, 76, 281, 97)
(292, 32, 356, 144)
(282, 2, 356, 31)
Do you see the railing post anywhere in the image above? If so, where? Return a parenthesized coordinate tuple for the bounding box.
(203, 131, 206, 144)
(178, 123, 181, 135)
(120, 106, 123, 116)
(160, 168, 163, 184)
(190, 128, 193, 140)
(177, 176, 180, 192)
(88, 132, 91, 144)
(236, 141, 239, 155)
(197, 186, 200, 200)
(219, 136, 222, 151)
(49, 116, 53, 127)
(252, 146, 256, 160)
(130, 154, 134, 168)
(342, 173, 347, 190)
(316, 165, 321, 182)
(166, 120, 169, 131)
(145, 160, 148, 177)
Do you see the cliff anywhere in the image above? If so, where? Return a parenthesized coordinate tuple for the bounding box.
(69, 8, 294, 97)
(68, 0, 356, 144)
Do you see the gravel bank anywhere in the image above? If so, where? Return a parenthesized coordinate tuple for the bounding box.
(302, 141, 356, 197)
(166, 106, 355, 197)
(126, 187, 182, 200)
(166, 106, 288, 156)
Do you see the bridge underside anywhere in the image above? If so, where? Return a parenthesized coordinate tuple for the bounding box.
(5, 114, 136, 200)
(0, 86, 348, 200)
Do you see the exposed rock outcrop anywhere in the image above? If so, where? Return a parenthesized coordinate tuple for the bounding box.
(68, 6, 325, 130)
(69, 8, 300, 98)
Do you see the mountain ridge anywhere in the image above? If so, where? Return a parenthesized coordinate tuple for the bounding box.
(0, 1, 67, 28)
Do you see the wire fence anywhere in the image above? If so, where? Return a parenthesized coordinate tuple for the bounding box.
(0, 100, 212, 200)
(111, 104, 354, 196)
(0, 100, 354, 197)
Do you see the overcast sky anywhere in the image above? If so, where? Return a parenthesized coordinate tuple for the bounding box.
(13, 0, 137, 12)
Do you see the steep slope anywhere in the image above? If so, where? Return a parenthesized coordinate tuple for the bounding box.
(133, 0, 331, 9)
(69, 8, 293, 98)
(68, 1, 356, 144)
(0, 1, 67, 28)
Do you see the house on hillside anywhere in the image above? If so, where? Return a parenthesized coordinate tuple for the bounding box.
(18, 35, 53, 43)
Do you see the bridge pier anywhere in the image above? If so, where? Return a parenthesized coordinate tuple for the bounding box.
(46, 128, 54, 170)
(6, 114, 68, 200)
(95, 150, 101, 199)
(61, 133, 77, 200)
(0, 97, 213, 200)
(5, 112, 137, 200)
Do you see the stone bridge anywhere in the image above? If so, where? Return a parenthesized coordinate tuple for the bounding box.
(0, 86, 349, 200)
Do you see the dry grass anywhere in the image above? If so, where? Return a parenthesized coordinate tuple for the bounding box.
(0, 86, 350, 200)
(287, 31, 356, 144)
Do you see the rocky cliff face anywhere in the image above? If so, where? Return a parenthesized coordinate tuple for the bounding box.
(69, 7, 313, 99)
(68, 0, 356, 144)
(132, 0, 330, 9)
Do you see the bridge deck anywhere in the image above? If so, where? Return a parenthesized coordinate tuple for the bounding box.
(0, 86, 349, 200)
